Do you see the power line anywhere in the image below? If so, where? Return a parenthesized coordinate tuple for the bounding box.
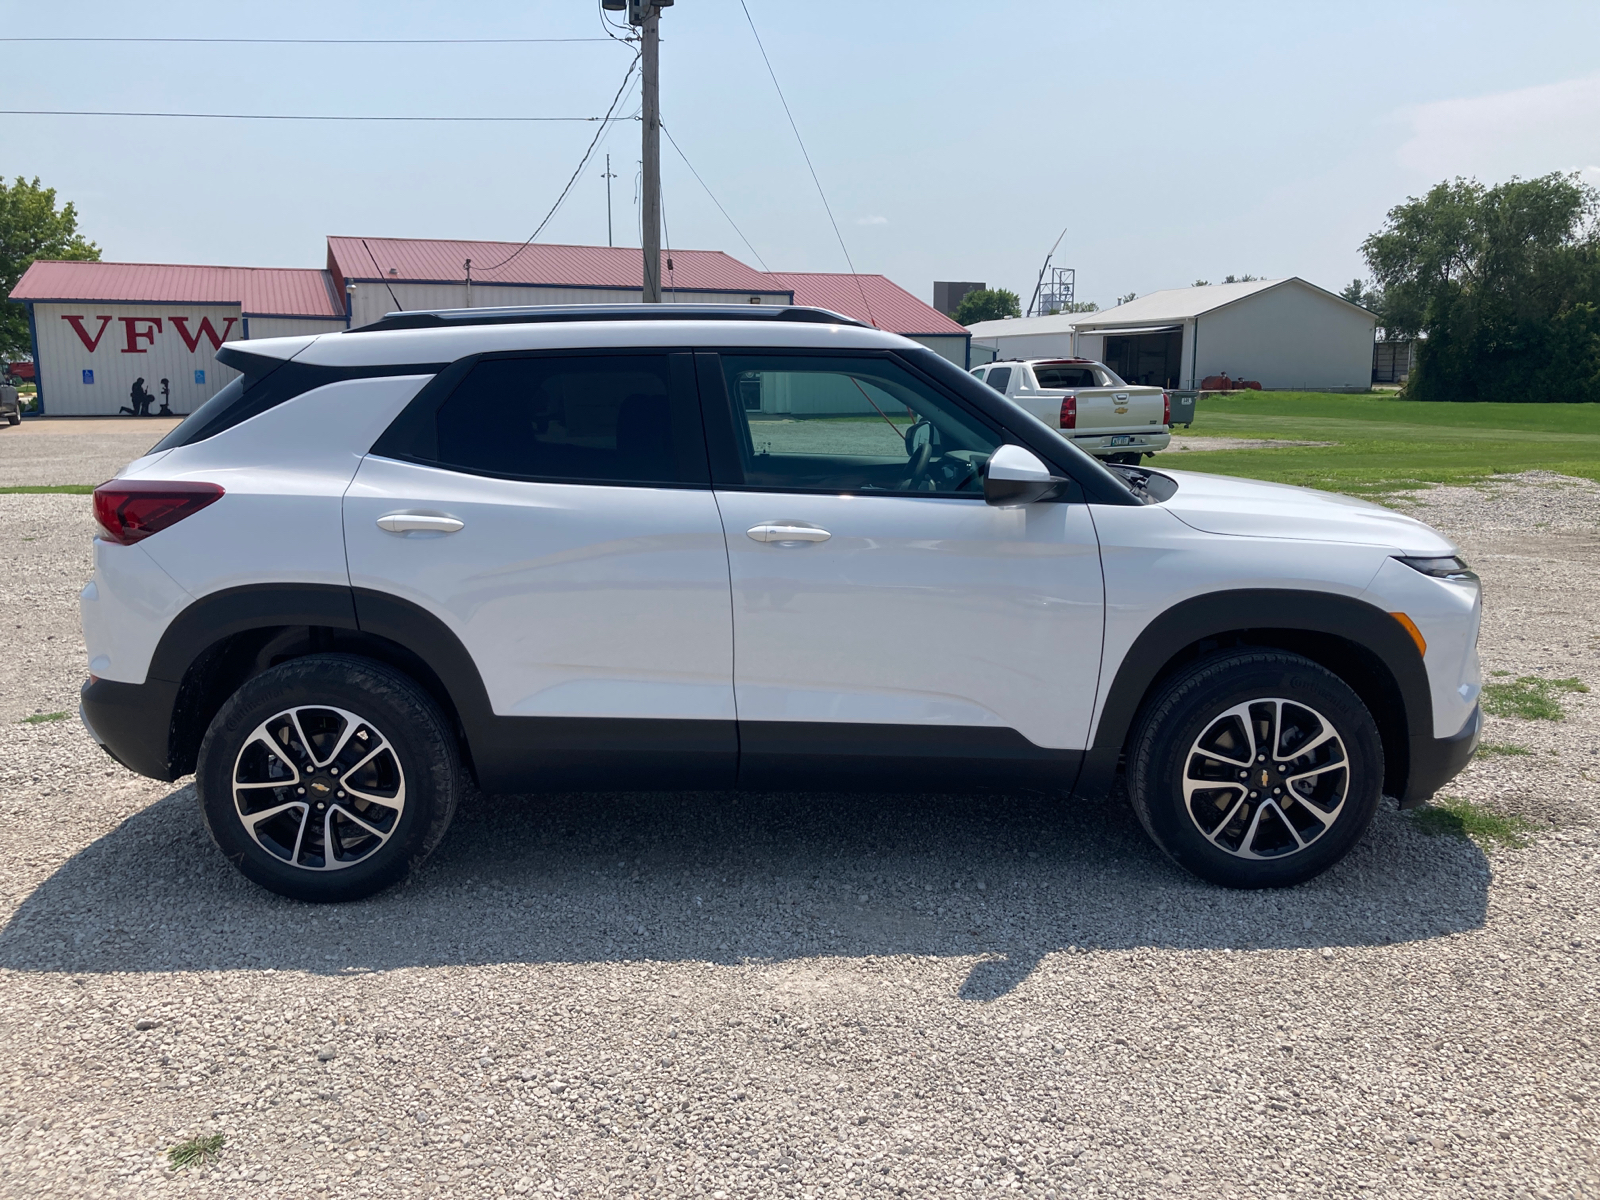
(476, 52, 642, 276)
(737, 0, 876, 328)
(661, 122, 770, 273)
(1, 36, 616, 44)
(0, 108, 628, 123)
(361, 239, 405, 313)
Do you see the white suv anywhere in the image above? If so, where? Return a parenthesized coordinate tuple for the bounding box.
(79, 305, 1482, 901)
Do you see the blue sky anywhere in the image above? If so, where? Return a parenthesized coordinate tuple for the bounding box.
(5, 0, 1600, 310)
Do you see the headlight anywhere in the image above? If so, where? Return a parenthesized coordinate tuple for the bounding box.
(1396, 555, 1477, 582)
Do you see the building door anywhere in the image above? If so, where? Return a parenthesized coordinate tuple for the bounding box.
(1103, 330, 1183, 387)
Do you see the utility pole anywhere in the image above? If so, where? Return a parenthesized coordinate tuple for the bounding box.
(639, 3, 662, 302)
(602, 153, 617, 247)
(603, 0, 671, 299)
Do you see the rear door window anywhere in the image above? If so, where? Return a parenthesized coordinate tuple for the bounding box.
(1033, 364, 1102, 388)
(984, 366, 1012, 393)
(379, 352, 708, 486)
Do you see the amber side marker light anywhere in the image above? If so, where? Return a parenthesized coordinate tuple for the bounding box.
(1390, 612, 1427, 658)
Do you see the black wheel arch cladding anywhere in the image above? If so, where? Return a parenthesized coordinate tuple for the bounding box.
(1088, 589, 1427, 800)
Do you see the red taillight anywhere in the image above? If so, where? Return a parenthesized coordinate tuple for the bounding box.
(1162, 391, 1171, 425)
(92, 480, 224, 545)
(1059, 394, 1077, 429)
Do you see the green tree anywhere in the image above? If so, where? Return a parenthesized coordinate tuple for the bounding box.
(1361, 173, 1600, 402)
(1339, 278, 1384, 316)
(0, 176, 100, 359)
(954, 287, 1021, 325)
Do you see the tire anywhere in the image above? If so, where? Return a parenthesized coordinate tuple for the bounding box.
(6, 411, 18, 426)
(196, 654, 462, 902)
(1127, 650, 1383, 888)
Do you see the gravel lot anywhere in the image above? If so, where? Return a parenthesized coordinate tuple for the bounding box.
(0, 461, 1596, 1198)
(0, 417, 179, 488)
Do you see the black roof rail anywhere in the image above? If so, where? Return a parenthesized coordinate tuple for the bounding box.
(348, 303, 869, 334)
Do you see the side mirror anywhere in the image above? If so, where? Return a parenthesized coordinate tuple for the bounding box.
(983, 444, 1069, 507)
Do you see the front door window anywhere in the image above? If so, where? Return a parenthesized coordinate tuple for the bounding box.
(716, 355, 1001, 496)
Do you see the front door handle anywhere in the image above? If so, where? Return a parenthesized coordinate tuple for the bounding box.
(747, 522, 830, 544)
(377, 512, 465, 534)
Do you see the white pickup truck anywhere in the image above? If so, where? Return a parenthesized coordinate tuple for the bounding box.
(972, 357, 1169, 464)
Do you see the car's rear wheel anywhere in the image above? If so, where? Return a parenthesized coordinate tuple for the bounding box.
(1128, 650, 1383, 888)
(196, 654, 461, 902)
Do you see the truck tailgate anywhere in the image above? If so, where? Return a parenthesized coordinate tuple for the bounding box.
(1072, 386, 1165, 432)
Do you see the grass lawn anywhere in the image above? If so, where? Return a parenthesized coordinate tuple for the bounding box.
(1167, 391, 1600, 494)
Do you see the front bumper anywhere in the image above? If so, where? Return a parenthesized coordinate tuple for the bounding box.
(1401, 703, 1481, 808)
(80, 675, 181, 781)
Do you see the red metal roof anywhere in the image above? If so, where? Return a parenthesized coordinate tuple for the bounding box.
(763, 272, 968, 336)
(8, 260, 343, 318)
(327, 235, 783, 295)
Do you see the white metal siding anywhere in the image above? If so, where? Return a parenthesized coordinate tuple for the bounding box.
(245, 316, 344, 341)
(348, 282, 792, 327)
(972, 331, 1084, 361)
(1191, 281, 1376, 390)
(905, 335, 968, 368)
(31, 302, 243, 417)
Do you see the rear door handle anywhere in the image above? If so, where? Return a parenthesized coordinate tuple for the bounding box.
(747, 523, 830, 543)
(377, 512, 465, 534)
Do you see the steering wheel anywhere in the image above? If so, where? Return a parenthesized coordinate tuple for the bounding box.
(899, 440, 933, 490)
(899, 420, 934, 489)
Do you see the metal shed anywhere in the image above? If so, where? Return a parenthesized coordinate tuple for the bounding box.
(968, 278, 1377, 391)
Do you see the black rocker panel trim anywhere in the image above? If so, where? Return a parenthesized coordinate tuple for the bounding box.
(737, 721, 1083, 793)
(1080, 589, 1431, 800)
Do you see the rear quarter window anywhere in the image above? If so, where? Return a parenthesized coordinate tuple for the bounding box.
(150, 349, 447, 451)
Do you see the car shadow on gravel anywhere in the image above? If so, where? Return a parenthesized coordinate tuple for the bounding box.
(0, 783, 1490, 999)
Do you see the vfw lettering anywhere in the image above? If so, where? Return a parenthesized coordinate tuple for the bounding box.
(61, 314, 238, 354)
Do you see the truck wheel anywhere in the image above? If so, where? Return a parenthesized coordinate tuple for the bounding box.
(1127, 650, 1383, 888)
(196, 654, 462, 902)
(6, 411, 18, 426)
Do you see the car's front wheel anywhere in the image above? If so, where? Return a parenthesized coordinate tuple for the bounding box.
(196, 654, 462, 902)
(1128, 650, 1383, 888)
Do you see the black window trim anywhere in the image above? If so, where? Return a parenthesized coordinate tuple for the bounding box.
(367, 345, 713, 492)
(693, 345, 1090, 504)
(151, 348, 449, 452)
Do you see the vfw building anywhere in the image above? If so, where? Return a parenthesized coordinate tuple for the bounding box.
(10, 237, 969, 416)
(12, 263, 345, 416)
